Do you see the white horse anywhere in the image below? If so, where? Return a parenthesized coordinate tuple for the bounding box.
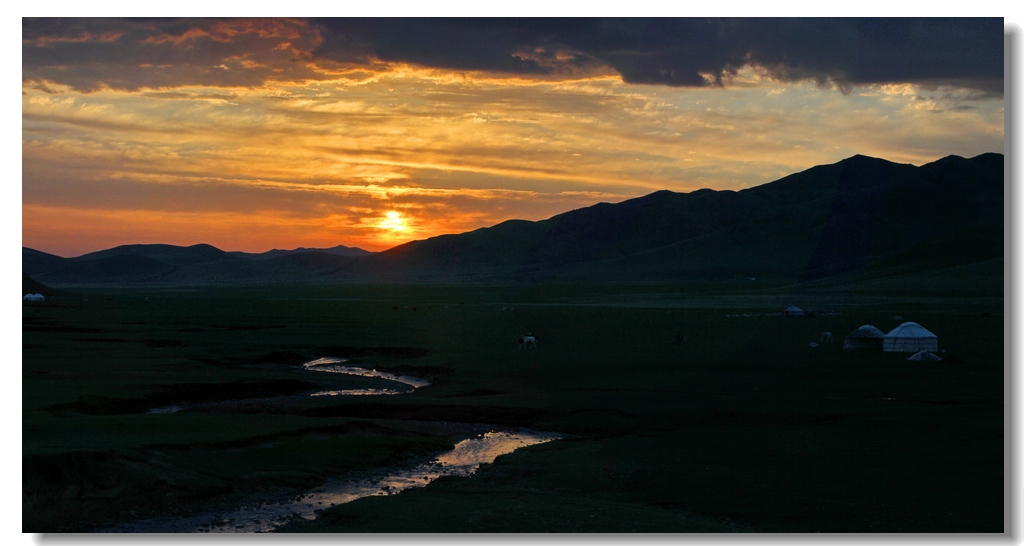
(517, 334, 537, 348)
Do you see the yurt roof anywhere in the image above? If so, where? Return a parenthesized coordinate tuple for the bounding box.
(785, 305, 803, 312)
(885, 322, 936, 339)
(847, 325, 885, 338)
(907, 351, 942, 361)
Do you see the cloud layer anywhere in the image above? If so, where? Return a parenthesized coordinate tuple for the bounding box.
(21, 18, 1005, 257)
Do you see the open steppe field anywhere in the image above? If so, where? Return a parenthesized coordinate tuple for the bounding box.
(23, 282, 1005, 532)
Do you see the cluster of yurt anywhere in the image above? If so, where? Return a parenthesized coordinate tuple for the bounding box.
(843, 325, 885, 349)
(843, 321, 940, 360)
(22, 293, 45, 302)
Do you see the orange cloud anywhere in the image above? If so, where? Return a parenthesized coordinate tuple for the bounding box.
(22, 59, 1003, 257)
(142, 19, 308, 47)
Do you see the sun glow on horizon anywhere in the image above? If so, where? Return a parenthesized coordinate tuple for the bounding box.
(379, 211, 407, 232)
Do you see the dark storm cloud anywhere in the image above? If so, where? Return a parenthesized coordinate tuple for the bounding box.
(312, 18, 608, 76)
(312, 18, 1004, 94)
(22, 18, 326, 92)
(23, 18, 1003, 95)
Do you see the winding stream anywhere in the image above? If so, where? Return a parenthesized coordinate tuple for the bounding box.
(117, 357, 560, 532)
(106, 429, 561, 533)
(146, 357, 431, 413)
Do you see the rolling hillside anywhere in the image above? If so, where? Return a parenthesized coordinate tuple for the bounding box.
(368, 153, 1003, 284)
(23, 153, 1003, 288)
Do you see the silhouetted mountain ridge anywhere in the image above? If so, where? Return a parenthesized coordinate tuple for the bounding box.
(23, 153, 1003, 286)
(365, 152, 1001, 283)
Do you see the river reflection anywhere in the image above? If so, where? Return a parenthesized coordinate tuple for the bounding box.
(106, 429, 560, 533)
(302, 357, 430, 395)
(145, 358, 429, 414)
(310, 388, 403, 396)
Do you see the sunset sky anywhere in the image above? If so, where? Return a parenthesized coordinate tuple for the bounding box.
(21, 17, 1006, 257)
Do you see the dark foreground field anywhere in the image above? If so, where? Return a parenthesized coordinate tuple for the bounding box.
(22, 280, 1005, 532)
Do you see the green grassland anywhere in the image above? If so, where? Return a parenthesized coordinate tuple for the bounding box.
(23, 278, 1004, 532)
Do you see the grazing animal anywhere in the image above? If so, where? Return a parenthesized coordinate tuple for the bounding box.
(391, 306, 398, 311)
(809, 342, 819, 348)
(517, 333, 537, 348)
(673, 331, 685, 345)
(982, 311, 990, 318)
(820, 332, 833, 343)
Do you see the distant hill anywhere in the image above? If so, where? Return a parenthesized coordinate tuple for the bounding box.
(22, 243, 374, 286)
(23, 153, 1003, 288)
(74, 243, 246, 266)
(22, 273, 67, 298)
(23, 248, 71, 277)
(230, 245, 373, 260)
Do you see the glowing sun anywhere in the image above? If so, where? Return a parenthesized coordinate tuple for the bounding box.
(379, 211, 407, 231)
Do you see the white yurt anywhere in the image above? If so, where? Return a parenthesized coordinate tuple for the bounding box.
(843, 325, 885, 350)
(784, 305, 804, 316)
(907, 351, 942, 361)
(883, 322, 938, 353)
(23, 293, 45, 302)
